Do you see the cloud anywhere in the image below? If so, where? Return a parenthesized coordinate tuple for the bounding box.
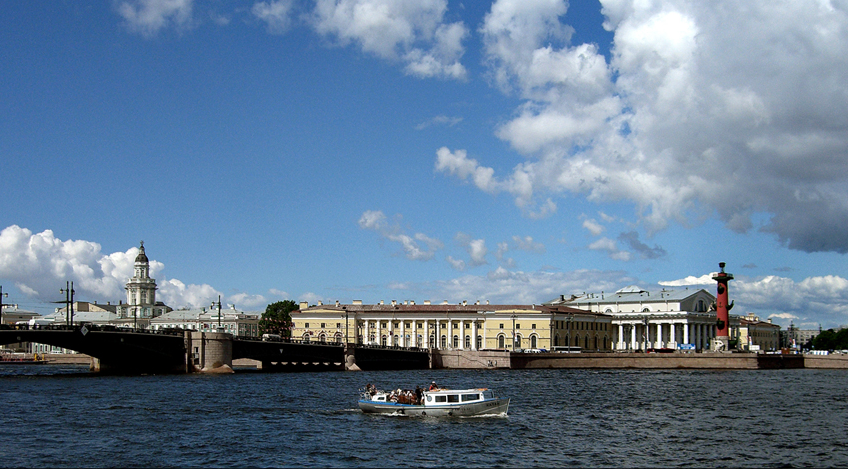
(617, 231, 666, 259)
(311, 0, 469, 79)
(587, 236, 631, 261)
(0, 225, 224, 311)
(116, 0, 194, 37)
(358, 210, 444, 260)
(446, 255, 466, 271)
(415, 115, 463, 130)
(582, 218, 605, 236)
(454, 233, 488, 267)
(659, 272, 848, 328)
(252, 0, 296, 34)
(435, 0, 848, 253)
(511, 235, 546, 253)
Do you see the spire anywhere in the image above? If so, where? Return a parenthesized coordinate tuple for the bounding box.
(135, 240, 149, 263)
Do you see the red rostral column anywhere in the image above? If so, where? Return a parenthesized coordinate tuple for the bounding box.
(712, 262, 734, 350)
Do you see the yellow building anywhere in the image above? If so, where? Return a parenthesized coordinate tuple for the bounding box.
(739, 313, 781, 351)
(291, 300, 613, 351)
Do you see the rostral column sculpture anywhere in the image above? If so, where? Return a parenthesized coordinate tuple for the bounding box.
(712, 262, 734, 351)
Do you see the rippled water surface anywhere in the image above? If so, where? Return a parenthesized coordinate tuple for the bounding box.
(1, 365, 846, 467)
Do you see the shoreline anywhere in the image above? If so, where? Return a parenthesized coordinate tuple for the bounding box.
(28, 351, 848, 370)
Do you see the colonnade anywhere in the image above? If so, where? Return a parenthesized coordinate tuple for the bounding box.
(615, 320, 716, 351)
(358, 317, 486, 350)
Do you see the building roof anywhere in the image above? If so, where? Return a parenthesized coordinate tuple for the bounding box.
(299, 301, 589, 315)
(546, 287, 713, 306)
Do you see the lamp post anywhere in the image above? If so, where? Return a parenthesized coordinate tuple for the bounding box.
(512, 313, 517, 351)
(212, 295, 222, 332)
(0, 285, 8, 327)
(60, 281, 75, 327)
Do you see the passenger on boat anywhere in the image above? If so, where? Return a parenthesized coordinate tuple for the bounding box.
(429, 381, 438, 391)
(415, 386, 422, 404)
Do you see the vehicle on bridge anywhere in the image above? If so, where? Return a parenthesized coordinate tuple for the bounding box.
(359, 385, 509, 417)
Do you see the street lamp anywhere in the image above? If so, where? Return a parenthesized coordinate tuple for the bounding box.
(60, 281, 75, 327)
(512, 314, 517, 351)
(212, 295, 223, 332)
(0, 285, 8, 326)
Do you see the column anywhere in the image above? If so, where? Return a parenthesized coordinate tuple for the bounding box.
(631, 323, 637, 351)
(459, 320, 465, 349)
(424, 319, 429, 349)
(364, 319, 370, 345)
(472, 320, 478, 351)
(683, 322, 689, 346)
(670, 322, 676, 348)
(400, 319, 405, 347)
(616, 324, 627, 350)
(655, 323, 662, 348)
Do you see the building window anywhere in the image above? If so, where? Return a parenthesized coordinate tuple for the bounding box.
(320, 323, 325, 328)
(532, 324, 536, 329)
(500, 323, 504, 329)
(305, 323, 309, 328)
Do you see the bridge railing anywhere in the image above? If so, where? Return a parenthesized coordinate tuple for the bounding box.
(4, 323, 186, 337)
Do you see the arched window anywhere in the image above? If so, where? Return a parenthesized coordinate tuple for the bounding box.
(476, 335, 482, 350)
(441, 335, 447, 348)
(530, 335, 538, 348)
(498, 334, 505, 349)
(465, 335, 471, 349)
(381, 335, 387, 346)
(453, 335, 459, 348)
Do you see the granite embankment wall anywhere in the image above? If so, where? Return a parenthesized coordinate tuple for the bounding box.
(38, 351, 848, 370)
(433, 350, 848, 370)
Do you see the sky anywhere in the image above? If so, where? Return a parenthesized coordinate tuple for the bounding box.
(2, 0, 848, 330)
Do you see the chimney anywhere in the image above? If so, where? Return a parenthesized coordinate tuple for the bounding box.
(391, 300, 397, 306)
(299, 301, 308, 310)
(317, 300, 323, 305)
(353, 300, 362, 305)
(424, 300, 431, 305)
(379, 300, 384, 305)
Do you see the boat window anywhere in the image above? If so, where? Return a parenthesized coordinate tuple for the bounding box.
(447, 394, 459, 403)
(461, 394, 480, 402)
(427, 395, 432, 402)
(482, 391, 494, 399)
(435, 396, 447, 403)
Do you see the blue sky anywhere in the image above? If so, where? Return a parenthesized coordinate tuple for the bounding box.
(2, 0, 848, 330)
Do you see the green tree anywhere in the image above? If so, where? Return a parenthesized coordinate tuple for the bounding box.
(259, 300, 298, 337)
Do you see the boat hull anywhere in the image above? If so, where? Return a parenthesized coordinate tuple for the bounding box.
(358, 397, 509, 417)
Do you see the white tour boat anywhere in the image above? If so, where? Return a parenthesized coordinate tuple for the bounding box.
(358, 385, 510, 417)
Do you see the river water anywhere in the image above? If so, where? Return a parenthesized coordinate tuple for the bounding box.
(1, 365, 846, 468)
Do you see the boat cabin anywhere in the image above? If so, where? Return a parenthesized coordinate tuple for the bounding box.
(423, 389, 494, 406)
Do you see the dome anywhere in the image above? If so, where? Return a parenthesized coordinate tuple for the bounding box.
(135, 241, 148, 263)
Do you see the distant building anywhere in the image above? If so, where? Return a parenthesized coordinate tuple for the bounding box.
(739, 313, 780, 351)
(781, 322, 819, 349)
(150, 306, 260, 337)
(114, 241, 171, 326)
(547, 286, 733, 351)
(292, 299, 609, 351)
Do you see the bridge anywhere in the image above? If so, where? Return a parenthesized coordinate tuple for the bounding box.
(0, 325, 430, 374)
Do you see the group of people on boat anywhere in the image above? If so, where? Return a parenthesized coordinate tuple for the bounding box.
(364, 381, 443, 405)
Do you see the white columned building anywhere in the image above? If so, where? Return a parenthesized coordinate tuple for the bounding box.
(546, 286, 732, 352)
